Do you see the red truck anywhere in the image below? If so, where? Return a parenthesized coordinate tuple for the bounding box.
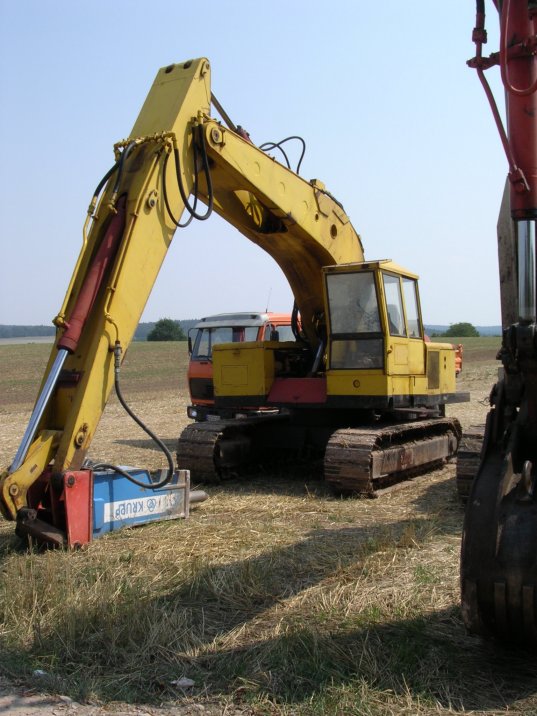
(186, 312, 294, 421)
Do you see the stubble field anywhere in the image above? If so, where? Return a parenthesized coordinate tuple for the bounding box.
(1, 338, 537, 716)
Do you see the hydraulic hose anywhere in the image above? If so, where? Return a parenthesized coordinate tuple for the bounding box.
(162, 148, 199, 228)
(110, 141, 137, 205)
(163, 124, 214, 225)
(87, 141, 135, 218)
(259, 135, 306, 174)
(91, 343, 175, 489)
(470, 0, 528, 192)
(500, 0, 537, 97)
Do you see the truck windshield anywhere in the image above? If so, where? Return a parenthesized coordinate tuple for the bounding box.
(193, 325, 259, 359)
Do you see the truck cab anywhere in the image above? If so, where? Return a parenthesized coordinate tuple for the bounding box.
(187, 312, 293, 420)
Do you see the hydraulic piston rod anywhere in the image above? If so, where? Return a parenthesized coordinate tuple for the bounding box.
(9, 349, 69, 473)
(518, 219, 536, 323)
(9, 196, 127, 476)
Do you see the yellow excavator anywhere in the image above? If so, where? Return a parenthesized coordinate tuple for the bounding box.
(0, 57, 464, 550)
(2, 7, 535, 645)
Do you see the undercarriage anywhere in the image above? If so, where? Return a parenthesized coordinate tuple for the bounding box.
(177, 411, 462, 496)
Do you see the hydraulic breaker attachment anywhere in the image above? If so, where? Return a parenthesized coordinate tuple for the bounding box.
(15, 467, 206, 548)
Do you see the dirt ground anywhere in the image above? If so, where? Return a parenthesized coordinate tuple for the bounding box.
(0, 344, 510, 715)
(0, 676, 252, 716)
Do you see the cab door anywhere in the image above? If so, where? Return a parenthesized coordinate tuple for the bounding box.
(382, 272, 425, 376)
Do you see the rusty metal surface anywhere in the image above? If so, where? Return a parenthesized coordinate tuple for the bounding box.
(461, 415, 537, 646)
(177, 421, 225, 483)
(176, 414, 289, 483)
(456, 425, 485, 501)
(15, 508, 66, 547)
(324, 418, 462, 495)
(178, 416, 462, 497)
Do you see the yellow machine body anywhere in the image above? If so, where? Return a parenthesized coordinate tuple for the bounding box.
(213, 260, 456, 409)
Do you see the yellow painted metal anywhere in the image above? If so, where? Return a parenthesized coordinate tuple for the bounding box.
(326, 371, 389, 397)
(0, 431, 60, 519)
(322, 260, 457, 399)
(213, 341, 287, 398)
(407, 338, 426, 375)
(0, 58, 364, 519)
(325, 351, 455, 399)
(49, 59, 212, 474)
(425, 342, 457, 394)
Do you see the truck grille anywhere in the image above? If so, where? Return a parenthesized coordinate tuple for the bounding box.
(190, 378, 214, 400)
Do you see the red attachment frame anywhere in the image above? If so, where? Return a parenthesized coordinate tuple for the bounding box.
(63, 471, 93, 546)
(24, 469, 94, 547)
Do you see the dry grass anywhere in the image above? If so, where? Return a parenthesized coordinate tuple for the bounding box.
(1, 338, 537, 715)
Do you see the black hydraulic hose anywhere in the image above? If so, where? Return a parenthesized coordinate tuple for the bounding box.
(91, 343, 174, 489)
(110, 141, 137, 204)
(92, 162, 119, 204)
(172, 124, 214, 221)
(291, 300, 301, 341)
(260, 142, 291, 169)
(163, 125, 208, 227)
(260, 135, 306, 174)
(87, 141, 136, 217)
(162, 149, 198, 227)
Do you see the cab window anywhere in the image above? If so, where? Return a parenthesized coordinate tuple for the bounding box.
(326, 271, 383, 369)
(276, 325, 295, 342)
(328, 272, 381, 333)
(402, 278, 422, 338)
(244, 326, 259, 341)
(382, 273, 405, 336)
(262, 324, 294, 341)
(193, 327, 234, 359)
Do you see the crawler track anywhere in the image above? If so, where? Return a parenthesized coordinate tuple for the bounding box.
(178, 415, 462, 495)
(324, 418, 462, 495)
(461, 425, 537, 646)
(177, 414, 290, 483)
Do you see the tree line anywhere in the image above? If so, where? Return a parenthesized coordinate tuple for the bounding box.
(0, 319, 488, 342)
(430, 322, 480, 338)
(0, 319, 198, 341)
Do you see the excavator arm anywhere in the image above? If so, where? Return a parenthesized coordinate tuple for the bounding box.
(0, 58, 363, 533)
(197, 122, 363, 344)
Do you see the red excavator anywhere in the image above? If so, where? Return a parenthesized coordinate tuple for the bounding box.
(460, 0, 537, 646)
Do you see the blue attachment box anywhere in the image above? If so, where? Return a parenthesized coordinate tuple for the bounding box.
(92, 468, 190, 538)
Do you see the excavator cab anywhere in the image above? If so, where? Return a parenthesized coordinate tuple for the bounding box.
(324, 260, 457, 408)
(212, 260, 458, 413)
(325, 261, 424, 372)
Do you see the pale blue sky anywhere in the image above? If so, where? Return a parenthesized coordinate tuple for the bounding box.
(0, 1, 506, 325)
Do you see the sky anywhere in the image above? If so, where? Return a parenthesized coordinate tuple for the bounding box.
(0, 1, 507, 326)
